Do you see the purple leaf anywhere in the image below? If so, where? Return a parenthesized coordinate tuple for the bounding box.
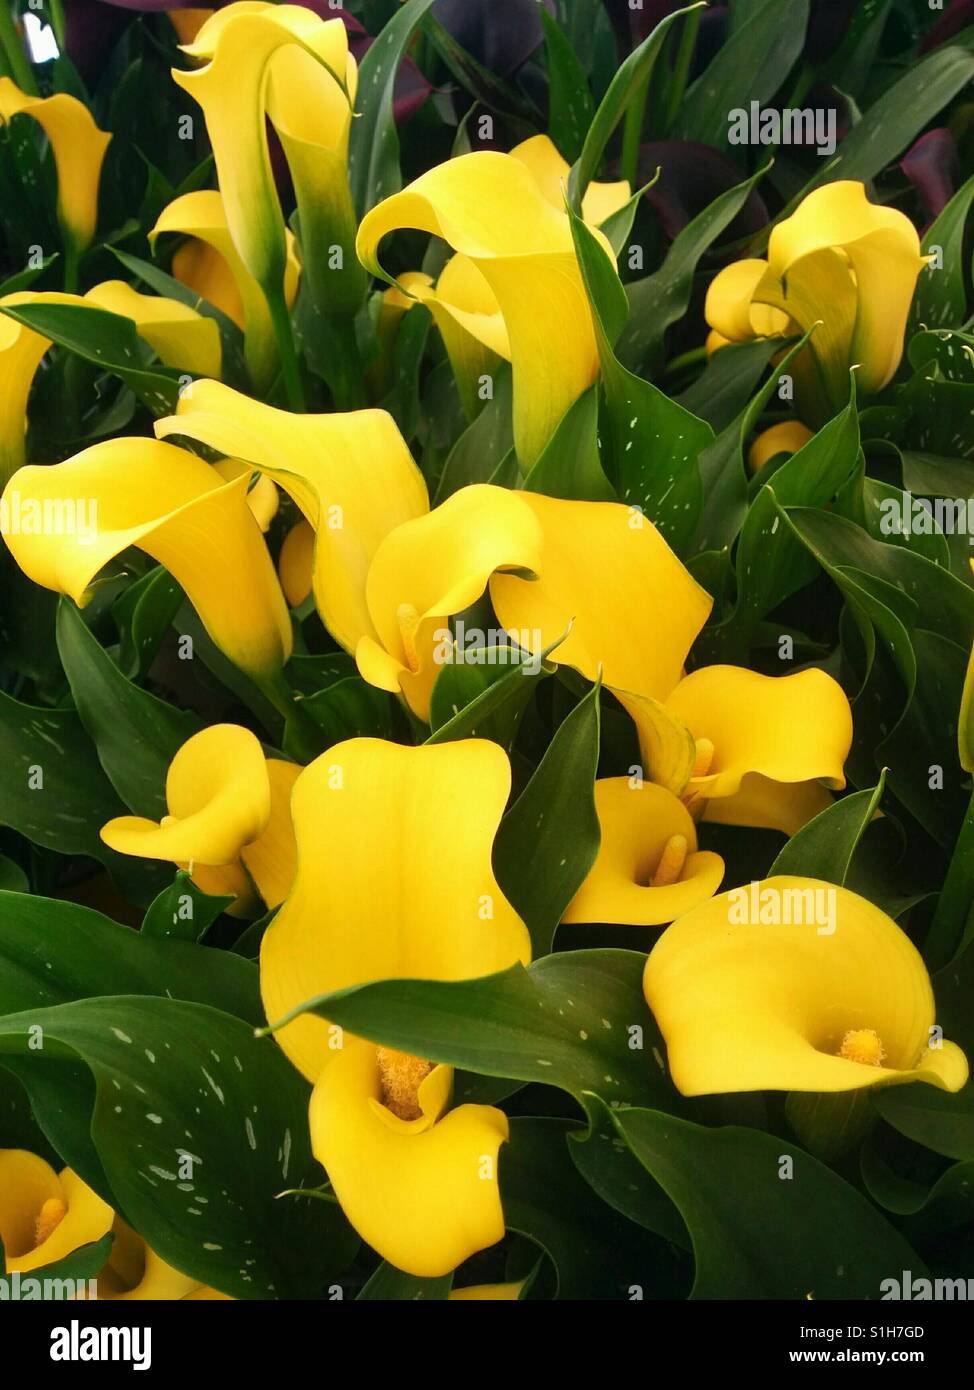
(901, 128, 958, 224)
(634, 140, 768, 241)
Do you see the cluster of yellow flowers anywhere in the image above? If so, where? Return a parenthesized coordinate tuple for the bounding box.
(0, 3, 965, 1290)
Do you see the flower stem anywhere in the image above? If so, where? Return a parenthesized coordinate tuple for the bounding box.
(785, 1088, 877, 1162)
(663, 8, 701, 133)
(620, 73, 649, 192)
(0, 3, 37, 95)
(266, 285, 306, 412)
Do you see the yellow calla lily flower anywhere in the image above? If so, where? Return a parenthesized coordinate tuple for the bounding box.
(510, 133, 629, 226)
(357, 147, 626, 467)
(84, 280, 222, 380)
(747, 420, 815, 474)
(450, 1281, 525, 1300)
(213, 458, 279, 532)
(665, 665, 851, 833)
(0, 78, 111, 267)
(385, 137, 628, 421)
(99, 1218, 231, 1300)
(0, 1150, 113, 1274)
(278, 518, 315, 607)
(365, 271, 436, 400)
(156, 378, 429, 656)
(0, 1150, 229, 1298)
(563, 778, 724, 927)
(169, 9, 214, 46)
(151, 189, 300, 392)
(0, 298, 53, 485)
(355, 484, 711, 722)
(173, 3, 350, 301)
(704, 258, 790, 343)
(264, 20, 363, 319)
(100, 724, 299, 913)
(407, 256, 506, 421)
(706, 183, 926, 420)
(644, 878, 969, 1096)
(261, 737, 530, 1276)
(2, 439, 292, 693)
(0, 282, 221, 483)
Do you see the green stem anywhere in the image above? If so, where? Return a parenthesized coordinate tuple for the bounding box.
(620, 73, 649, 192)
(785, 1088, 878, 1163)
(320, 313, 365, 411)
(925, 786, 974, 970)
(663, 8, 701, 133)
(662, 345, 707, 377)
(47, 0, 66, 53)
(260, 674, 325, 764)
(266, 285, 306, 412)
(0, 3, 37, 95)
(62, 237, 79, 294)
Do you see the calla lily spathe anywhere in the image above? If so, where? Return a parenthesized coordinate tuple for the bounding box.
(151, 189, 300, 391)
(377, 137, 629, 422)
(173, 3, 352, 303)
(2, 439, 292, 693)
(747, 420, 814, 474)
(261, 737, 531, 1276)
(357, 142, 627, 467)
(619, 666, 852, 835)
(0, 1150, 228, 1298)
(563, 778, 725, 927)
(355, 483, 711, 722)
(0, 1149, 113, 1274)
(706, 182, 927, 421)
(644, 878, 968, 1096)
(0, 78, 111, 263)
(156, 378, 429, 655)
(101, 724, 299, 913)
(0, 282, 220, 483)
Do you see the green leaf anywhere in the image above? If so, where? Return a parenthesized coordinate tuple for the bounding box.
(0, 301, 183, 416)
(692, 329, 808, 555)
(358, 1263, 451, 1300)
(803, 43, 974, 195)
(0, 997, 357, 1299)
(675, 339, 782, 435)
(56, 598, 201, 819)
(348, 0, 440, 216)
(109, 246, 247, 391)
(618, 165, 769, 373)
(0, 855, 28, 893)
(523, 386, 616, 501)
(141, 871, 234, 944)
(674, 0, 810, 149)
(725, 384, 861, 641)
(112, 565, 183, 680)
(569, 1095, 689, 1249)
(0, 891, 261, 1024)
(493, 682, 601, 956)
(268, 948, 673, 1111)
(14, 1234, 115, 1292)
(569, 3, 700, 209)
(909, 172, 974, 333)
(433, 364, 514, 502)
(427, 643, 551, 751)
(770, 774, 887, 883)
(541, 9, 594, 162)
(503, 1117, 678, 1299)
(611, 1107, 928, 1298)
(0, 687, 157, 895)
(569, 210, 712, 552)
(872, 1084, 974, 1164)
(295, 677, 395, 752)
